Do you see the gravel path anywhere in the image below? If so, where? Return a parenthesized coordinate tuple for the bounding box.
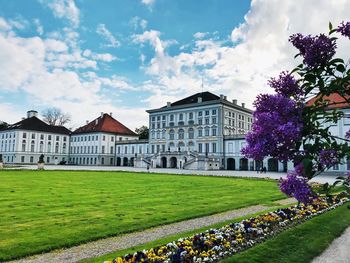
(9, 204, 272, 263)
(312, 226, 350, 263)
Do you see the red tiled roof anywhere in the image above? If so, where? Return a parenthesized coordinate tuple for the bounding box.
(306, 93, 350, 109)
(73, 113, 137, 136)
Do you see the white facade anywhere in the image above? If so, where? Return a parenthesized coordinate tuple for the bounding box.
(0, 129, 69, 164)
(69, 132, 137, 166)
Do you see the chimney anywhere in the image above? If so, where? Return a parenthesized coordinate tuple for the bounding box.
(232, 99, 237, 105)
(27, 110, 38, 118)
(197, 97, 202, 103)
(241, 103, 245, 108)
(110, 112, 113, 117)
(95, 119, 98, 125)
(101, 112, 104, 118)
(224, 96, 227, 100)
(167, 102, 171, 107)
(220, 94, 224, 100)
(86, 120, 89, 125)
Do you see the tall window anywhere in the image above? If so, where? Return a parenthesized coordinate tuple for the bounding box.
(198, 143, 202, 153)
(212, 127, 217, 136)
(22, 140, 26, 152)
(63, 143, 67, 154)
(47, 142, 51, 153)
(205, 127, 210, 137)
(189, 112, 193, 119)
(188, 128, 194, 139)
(179, 113, 183, 121)
(212, 143, 217, 153)
(178, 129, 184, 140)
(23, 132, 27, 139)
(102, 146, 105, 154)
(169, 129, 175, 140)
(39, 141, 44, 152)
(55, 142, 59, 153)
(110, 146, 114, 154)
(198, 128, 203, 137)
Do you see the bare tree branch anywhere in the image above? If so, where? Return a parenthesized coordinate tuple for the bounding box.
(42, 108, 71, 126)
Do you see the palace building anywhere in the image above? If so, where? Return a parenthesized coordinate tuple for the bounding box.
(1, 91, 349, 173)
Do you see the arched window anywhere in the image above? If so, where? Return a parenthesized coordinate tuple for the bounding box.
(178, 129, 184, 140)
(188, 128, 194, 139)
(30, 140, 35, 152)
(169, 129, 175, 140)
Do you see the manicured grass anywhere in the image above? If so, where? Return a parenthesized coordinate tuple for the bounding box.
(221, 202, 350, 263)
(0, 170, 284, 261)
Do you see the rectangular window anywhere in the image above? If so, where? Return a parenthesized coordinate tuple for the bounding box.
(125, 146, 127, 154)
(205, 118, 210, 125)
(31, 134, 35, 139)
(21, 156, 25, 163)
(198, 111, 202, 117)
(151, 145, 155, 154)
(23, 133, 27, 138)
(198, 143, 202, 153)
(205, 143, 209, 153)
(110, 146, 114, 154)
(212, 117, 217, 124)
(212, 109, 217, 115)
(212, 128, 217, 136)
(118, 147, 121, 154)
(205, 110, 209, 116)
(198, 129, 202, 137)
(198, 119, 202, 125)
(189, 112, 193, 119)
(205, 128, 210, 137)
(212, 143, 216, 153)
(102, 146, 105, 154)
(56, 136, 59, 141)
(103, 135, 106, 141)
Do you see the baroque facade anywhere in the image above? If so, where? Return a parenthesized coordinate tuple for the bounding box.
(1, 91, 349, 173)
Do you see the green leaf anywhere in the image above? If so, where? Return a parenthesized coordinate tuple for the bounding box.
(336, 64, 346, 73)
(329, 22, 333, 31)
(302, 158, 313, 179)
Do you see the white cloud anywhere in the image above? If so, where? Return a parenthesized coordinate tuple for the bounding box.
(0, 16, 144, 130)
(193, 32, 208, 39)
(136, 0, 350, 110)
(130, 16, 148, 30)
(83, 49, 117, 62)
(43, 0, 80, 28)
(141, 0, 155, 6)
(34, 19, 44, 35)
(96, 24, 120, 48)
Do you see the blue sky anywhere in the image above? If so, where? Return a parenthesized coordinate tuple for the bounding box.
(0, 0, 349, 129)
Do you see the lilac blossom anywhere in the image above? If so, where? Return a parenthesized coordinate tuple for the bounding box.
(319, 149, 339, 167)
(337, 21, 350, 39)
(345, 129, 350, 139)
(289, 33, 336, 68)
(268, 71, 302, 97)
(242, 94, 303, 161)
(294, 163, 305, 177)
(279, 171, 314, 204)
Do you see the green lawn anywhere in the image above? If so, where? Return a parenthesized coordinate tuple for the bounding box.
(0, 170, 284, 261)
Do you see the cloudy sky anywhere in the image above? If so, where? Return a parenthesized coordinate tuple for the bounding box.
(1, 0, 350, 130)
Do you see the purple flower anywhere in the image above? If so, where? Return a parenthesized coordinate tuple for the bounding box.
(279, 171, 314, 204)
(268, 71, 302, 97)
(294, 163, 305, 177)
(337, 21, 350, 39)
(289, 33, 336, 68)
(345, 172, 350, 184)
(242, 94, 303, 161)
(345, 129, 350, 139)
(319, 149, 339, 167)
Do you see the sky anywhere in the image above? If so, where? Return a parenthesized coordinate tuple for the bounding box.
(1, 0, 350, 130)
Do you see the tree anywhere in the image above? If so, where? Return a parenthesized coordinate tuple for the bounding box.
(135, 125, 149, 139)
(242, 21, 350, 204)
(42, 108, 71, 126)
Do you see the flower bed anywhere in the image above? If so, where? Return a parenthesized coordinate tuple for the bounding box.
(106, 196, 349, 263)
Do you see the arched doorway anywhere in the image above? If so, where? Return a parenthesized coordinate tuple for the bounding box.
(130, 157, 134, 167)
(268, 158, 279, 172)
(227, 158, 235, 170)
(161, 157, 167, 168)
(116, 157, 121, 166)
(123, 157, 128, 166)
(170, 157, 177, 168)
(239, 158, 248, 171)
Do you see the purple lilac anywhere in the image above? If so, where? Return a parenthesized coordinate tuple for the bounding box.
(345, 129, 350, 139)
(319, 149, 339, 167)
(289, 33, 336, 68)
(242, 94, 303, 161)
(279, 171, 314, 204)
(337, 21, 350, 39)
(268, 71, 302, 97)
(294, 163, 304, 177)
